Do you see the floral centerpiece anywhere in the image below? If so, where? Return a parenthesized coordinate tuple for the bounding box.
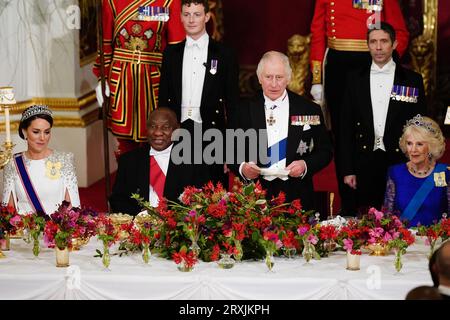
(94, 213, 119, 268)
(22, 212, 47, 257)
(337, 219, 368, 270)
(127, 216, 157, 264)
(316, 224, 339, 257)
(387, 227, 415, 272)
(358, 207, 405, 255)
(297, 223, 321, 262)
(71, 207, 98, 250)
(337, 219, 367, 256)
(415, 214, 450, 258)
(172, 246, 198, 272)
(44, 202, 81, 250)
(0, 205, 21, 250)
(130, 180, 320, 266)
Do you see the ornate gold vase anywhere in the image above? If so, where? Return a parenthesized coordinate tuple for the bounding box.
(367, 243, 389, 256)
(55, 247, 70, 267)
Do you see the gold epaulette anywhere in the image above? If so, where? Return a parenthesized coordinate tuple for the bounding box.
(312, 60, 322, 84)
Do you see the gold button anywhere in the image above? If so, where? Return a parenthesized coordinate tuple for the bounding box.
(331, 22, 335, 26)
(331, 9, 335, 13)
(332, 29, 336, 33)
(396, 148, 400, 152)
(212, 121, 216, 125)
(332, 36, 336, 39)
(363, 145, 367, 149)
(331, 1, 335, 5)
(216, 110, 219, 114)
(331, 16, 335, 20)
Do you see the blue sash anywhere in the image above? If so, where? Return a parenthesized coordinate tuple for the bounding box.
(13, 154, 46, 214)
(265, 137, 287, 167)
(401, 163, 447, 222)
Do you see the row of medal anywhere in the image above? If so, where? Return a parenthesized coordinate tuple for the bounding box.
(352, 0, 383, 11)
(390, 85, 419, 103)
(137, 6, 170, 22)
(290, 115, 321, 126)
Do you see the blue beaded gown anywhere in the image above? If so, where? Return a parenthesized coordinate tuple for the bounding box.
(383, 163, 450, 227)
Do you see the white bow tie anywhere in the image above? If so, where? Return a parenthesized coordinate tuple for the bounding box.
(186, 38, 201, 48)
(150, 146, 172, 157)
(371, 62, 395, 75)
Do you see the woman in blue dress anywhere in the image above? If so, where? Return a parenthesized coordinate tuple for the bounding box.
(384, 115, 449, 227)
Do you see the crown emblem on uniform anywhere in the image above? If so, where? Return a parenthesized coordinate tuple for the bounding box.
(404, 114, 436, 134)
(20, 105, 53, 122)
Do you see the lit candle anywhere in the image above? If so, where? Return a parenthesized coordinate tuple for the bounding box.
(5, 107, 11, 142)
(0, 87, 16, 143)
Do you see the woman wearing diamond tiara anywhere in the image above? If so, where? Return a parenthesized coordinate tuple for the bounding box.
(383, 115, 449, 227)
(2, 105, 80, 215)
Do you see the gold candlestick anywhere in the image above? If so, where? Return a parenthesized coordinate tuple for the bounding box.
(329, 192, 334, 219)
(0, 86, 16, 169)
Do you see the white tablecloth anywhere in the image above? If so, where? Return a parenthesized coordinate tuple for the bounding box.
(0, 238, 433, 300)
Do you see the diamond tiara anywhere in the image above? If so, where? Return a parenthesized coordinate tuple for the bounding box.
(20, 105, 53, 122)
(404, 114, 436, 134)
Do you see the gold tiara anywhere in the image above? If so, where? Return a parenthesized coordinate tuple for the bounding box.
(20, 105, 53, 122)
(405, 114, 436, 134)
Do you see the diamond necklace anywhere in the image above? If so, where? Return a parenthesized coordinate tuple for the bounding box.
(408, 163, 432, 176)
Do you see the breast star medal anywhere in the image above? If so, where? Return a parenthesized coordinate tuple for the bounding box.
(46, 160, 62, 180)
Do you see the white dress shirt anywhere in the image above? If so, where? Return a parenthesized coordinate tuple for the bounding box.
(262, 91, 289, 180)
(181, 33, 209, 123)
(370, 58, 396, 151)
(240, 90, 306, 181)
(149, 144, 173, 207)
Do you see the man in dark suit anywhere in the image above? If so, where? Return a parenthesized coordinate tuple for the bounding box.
(230, 51, 332, 210)
(339, 22, 427, 214)
(158, 0, 239, 189)
(436, 240, 450, 300)
(109, 108, 192, 215)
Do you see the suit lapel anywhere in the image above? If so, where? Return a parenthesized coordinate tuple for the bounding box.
(251, 92, 267, 131)
(173, 42, 185, 106)
(138, 146, 150, 201)
(361, 68, 375, 134)
(286, 92, 299, 164)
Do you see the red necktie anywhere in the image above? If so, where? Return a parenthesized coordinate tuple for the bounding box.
(150, 155, 166, 201)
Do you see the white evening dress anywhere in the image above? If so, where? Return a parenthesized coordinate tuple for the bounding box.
(2, 150, 80, 215)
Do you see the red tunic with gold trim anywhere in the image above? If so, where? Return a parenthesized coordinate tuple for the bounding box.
(310, 0, 409, 84)
(93, 0, 185, 142)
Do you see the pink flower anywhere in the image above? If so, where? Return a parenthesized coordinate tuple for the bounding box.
(297, 226, 309, 236)
(9, 215, 21, 226)
(276, 239, 283, 249)
(370, 208, 384, 220)
(382, 232, 393, 243)
(343, 238, 354, 251)
(307, 234, 318, 245)
(391, 231, 400, 240)
(369, 227, 384, 239)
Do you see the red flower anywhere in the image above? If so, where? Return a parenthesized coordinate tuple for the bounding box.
(207, 203, 227, 219)
(291, 199, 302, 211)
(319, 225, 338, 240)
(210, 244, 220, 261)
